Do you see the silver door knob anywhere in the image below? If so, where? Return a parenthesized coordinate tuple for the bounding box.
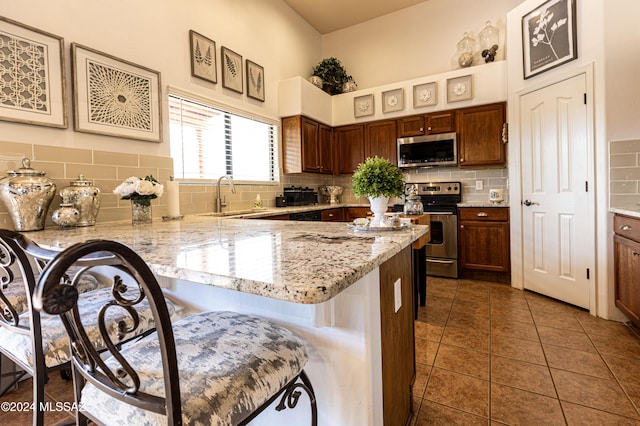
(523, 200, 539, 206)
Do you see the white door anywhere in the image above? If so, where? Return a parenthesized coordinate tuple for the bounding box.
(520, 74, 592, 309)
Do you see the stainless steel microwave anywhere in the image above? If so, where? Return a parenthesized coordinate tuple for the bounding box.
(397, 132, 457, 168)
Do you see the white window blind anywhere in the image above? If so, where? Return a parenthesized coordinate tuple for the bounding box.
(168, 94, 277, 182)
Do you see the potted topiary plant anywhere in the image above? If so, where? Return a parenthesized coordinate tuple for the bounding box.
(351, 156, 405, 226)
(311, 57, 354, 95)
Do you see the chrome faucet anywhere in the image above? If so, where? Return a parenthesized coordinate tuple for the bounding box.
(215, 175, 236, 213)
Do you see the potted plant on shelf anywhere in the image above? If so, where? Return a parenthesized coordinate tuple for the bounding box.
(351, 156, 405, 226)
(311, 57, 355, 95)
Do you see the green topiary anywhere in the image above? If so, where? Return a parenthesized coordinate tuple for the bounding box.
(351, 156, 405, 199)
(312, 57, 354, 95)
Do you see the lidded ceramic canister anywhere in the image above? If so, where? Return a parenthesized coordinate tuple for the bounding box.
(59, 174, 101, 226)
(0, 158, 56, 231)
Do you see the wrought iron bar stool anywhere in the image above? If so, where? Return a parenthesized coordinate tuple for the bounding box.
(0, 229, 187, 426)
(33, 238, 318, 425)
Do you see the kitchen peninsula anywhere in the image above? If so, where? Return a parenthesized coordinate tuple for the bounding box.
(26, 215, 429, 425)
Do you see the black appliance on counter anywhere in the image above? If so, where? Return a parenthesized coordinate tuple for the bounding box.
(290, 210, 322, 221)
(395, 181, 461, 280)
(283, 186, 318, 206)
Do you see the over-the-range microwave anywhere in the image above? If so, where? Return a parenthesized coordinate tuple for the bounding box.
(397, 132, 457, 168)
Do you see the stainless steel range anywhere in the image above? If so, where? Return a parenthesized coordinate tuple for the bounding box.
(407, 181, 461, 279)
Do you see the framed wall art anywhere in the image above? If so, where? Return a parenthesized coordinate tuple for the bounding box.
(413, 82, 437, 108)
(354, 94, 374, 118)
(522, 0, 577, 79)
(71, 43, 162, 142)
(221, 46, 243, 93)
(382, 88, 404, 113)
(0, 16, 67, 128)
(189, 30, 216, 84)
(246, 60, 264, 102)
(446, 75, 473, 103)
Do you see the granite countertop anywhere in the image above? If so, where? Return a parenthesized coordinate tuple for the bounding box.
(611, 206, 640, 219)
(457, 202, 510, 208)
(26, 215, 428, 305)
(214, 203, 371, 219)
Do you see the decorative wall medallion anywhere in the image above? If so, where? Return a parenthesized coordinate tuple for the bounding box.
(382, 88, 404, 113)
(0, 17, 67, 128)
(71, 43, 162, 142)
(354, 94, 374, 118)
(446, 75, 473, 103)
(413, 82, 437, 108)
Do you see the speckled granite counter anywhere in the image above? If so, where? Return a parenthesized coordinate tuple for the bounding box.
(26, 215, 428, 305)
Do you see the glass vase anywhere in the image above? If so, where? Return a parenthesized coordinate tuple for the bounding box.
(131, 199, 152, 224)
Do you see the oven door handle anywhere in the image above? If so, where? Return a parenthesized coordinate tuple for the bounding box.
(426, 258, 456, 264)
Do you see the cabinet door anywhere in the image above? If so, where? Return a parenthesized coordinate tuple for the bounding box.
(459, 219, 510, 272)
(426, 110, 456, 134)
(301, 117, 320, 173)
(343, 207, 371, 222)
(318, 124, 334, 174)
(365, 120, 398, 164)
(281, 116, 304, 174)
(614, 234, 640, 327)
(457, 102, 506, 167)
(397, 115, 425, 137)
(335, 124, 365, 174)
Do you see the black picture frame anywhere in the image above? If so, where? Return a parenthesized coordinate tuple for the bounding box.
(522, 0, 577, 79)
(246, 60, 264, 102)
(221, 46, 243, 93)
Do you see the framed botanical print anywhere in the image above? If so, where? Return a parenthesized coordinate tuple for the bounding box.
(354, 94, 374, 118)
(382, 88, 404, 113)
(522, 0, 577, 79)
(189, 30, 216, 84)
(446, 75, 473, 103)
(246, 60, 264, 102)
(221, 46, 243, 93)
(413, 82, 437, 108)
(71, 43, 162, 142)
(0, 16, 67, 128)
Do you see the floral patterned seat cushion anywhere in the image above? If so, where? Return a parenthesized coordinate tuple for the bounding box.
(0, 287, 185, 368)
(80, 311, 309, 426)
(0, 272, 104, 316)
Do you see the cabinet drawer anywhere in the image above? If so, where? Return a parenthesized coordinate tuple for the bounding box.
(321, 208, 343, 221)
(459, 207, 509, 222)
(614, 214, 640, 241)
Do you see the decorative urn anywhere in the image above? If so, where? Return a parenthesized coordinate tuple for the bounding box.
(59, 174, 101, 226)
(0, 158, 56, 231)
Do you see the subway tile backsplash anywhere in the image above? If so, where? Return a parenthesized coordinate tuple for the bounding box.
(0, 139, 509, 230)
(610, 139, 640, 209)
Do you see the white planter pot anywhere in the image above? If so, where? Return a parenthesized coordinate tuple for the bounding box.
(368, 196, 389, 227)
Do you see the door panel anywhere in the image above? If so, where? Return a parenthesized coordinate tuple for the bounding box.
(520, 74, 591, 309)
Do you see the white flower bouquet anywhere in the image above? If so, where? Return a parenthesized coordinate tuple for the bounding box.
(114, 175, 164, 206)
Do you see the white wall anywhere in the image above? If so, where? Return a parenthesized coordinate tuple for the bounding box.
(0, 0, 321, 156)
(321, 0, 523, 89)
(506, 0, 640, 321)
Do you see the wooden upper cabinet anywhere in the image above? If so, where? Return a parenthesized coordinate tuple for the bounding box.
(397, 110, 456, 138)
(365, 119, 398, 164)
(397, 115, 425, 137)
(335, 124, 365, 174)
(457, 102, 506, 168)
(281, 115, 333, 174)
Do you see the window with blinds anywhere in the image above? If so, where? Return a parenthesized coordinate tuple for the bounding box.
(168, 94, 277, 182)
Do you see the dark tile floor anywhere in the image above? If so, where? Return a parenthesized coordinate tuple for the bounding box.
(412, 276, 640, 425)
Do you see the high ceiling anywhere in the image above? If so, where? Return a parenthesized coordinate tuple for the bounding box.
(282, 0, 429, 34)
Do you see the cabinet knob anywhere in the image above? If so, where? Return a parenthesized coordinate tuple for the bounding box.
(620, 225, 632, 231)
(634, 251, 640, 257)
(460, 158, 464, 162)
(477, 212, 488, 217)
(427, 127, 432, 131)
(460, 225, 464, 229)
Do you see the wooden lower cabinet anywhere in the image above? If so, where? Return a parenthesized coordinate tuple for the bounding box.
(343, 207, 372, 223)
(379, 246, 415, 425)
(458, 207, 510, 274)
(321, 208, 343, 222)
(614, 214, 640, 327)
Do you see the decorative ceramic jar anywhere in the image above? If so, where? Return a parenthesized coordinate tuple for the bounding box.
(51, 200, 80, 228)
(59, 174, 101, 226)
(309, 75, 323, 89)
(0, 158, 56, 231)
(342, 79, 357, 93)
(368, 196, 389, 227)
(404, 194, 424, 215)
